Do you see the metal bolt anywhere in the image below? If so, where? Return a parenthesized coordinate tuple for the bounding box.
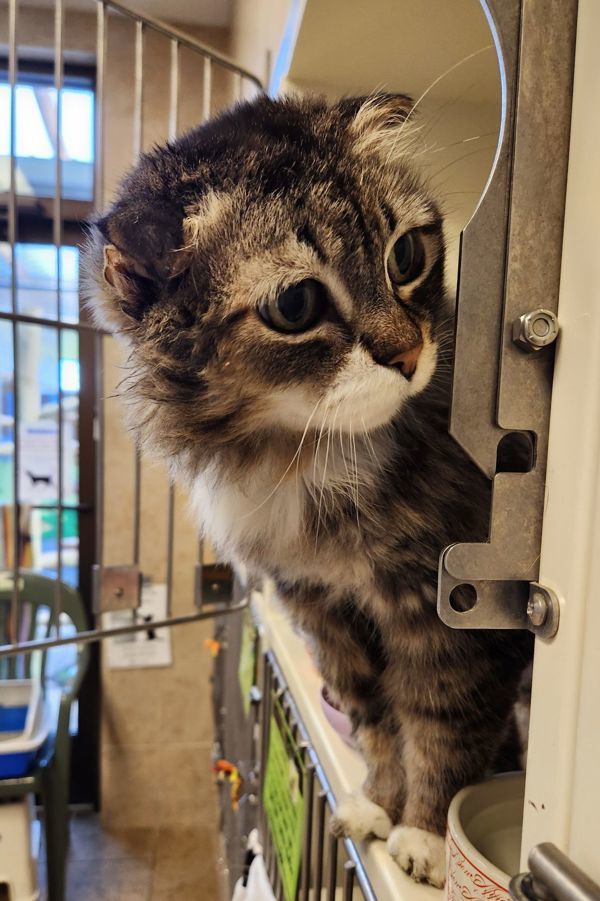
(527, 592, 548, 627)
(512, 309, 559, 352)
(510, 872, 555, 901)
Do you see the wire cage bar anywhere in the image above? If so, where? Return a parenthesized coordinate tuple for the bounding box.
(0, 0, 263, 658)
(53, 0, 65, 630)
(259, 650, 376, 901)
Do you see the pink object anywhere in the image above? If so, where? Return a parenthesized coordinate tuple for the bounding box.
(319, 684, 357, 749)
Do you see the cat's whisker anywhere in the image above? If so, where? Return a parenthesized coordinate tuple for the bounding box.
(294, 437, 305, 515)
(435, 336, 455, 348)
(312, 406, 331, 488)
(327, 402, 344, 517)
(348, 422, 361, 532)
(297, 403, 328, 512)
(337, 423, 360, 522)
(240, 396, 322, 521)
(416, 131, 496, 160)
(384, 46, 493, 166)
(338, 421, 353, 497)
(315, 402, 341, 549)
(391, 123, 479, 165)
(433, 343, 455, 357)
(401, 45, 493, 135)
(429, 143, 497, 182)
(384, 121, 427, 168)
(437, 190, 483, 206)
(319, 404, 340, 513)
(404, 76, 490, 160)
(353, 429, 362, 517)
(361, 417, 381, 471)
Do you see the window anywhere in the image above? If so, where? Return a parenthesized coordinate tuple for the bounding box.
(0, 66, 94, 202)
(0, 62, 98, 799)
(0, 63, 95, 589)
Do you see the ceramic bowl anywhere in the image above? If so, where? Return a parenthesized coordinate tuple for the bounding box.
(446, 771, 525, 900)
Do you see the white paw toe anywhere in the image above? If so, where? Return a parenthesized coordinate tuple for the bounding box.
(387, 825, 446, 888)
(330, 793, 393, 842)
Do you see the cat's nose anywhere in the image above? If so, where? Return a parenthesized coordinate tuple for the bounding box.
(385, 342, 423, 380)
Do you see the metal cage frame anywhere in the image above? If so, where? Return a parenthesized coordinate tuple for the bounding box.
(0, 0, 263, 658)
(259, 650, 376, 901)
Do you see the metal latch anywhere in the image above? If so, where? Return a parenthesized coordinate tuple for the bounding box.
(194, 562, 234, 609)
(436, 0, 577, 634)
(92, 564, 142, 614)
(510, 843, 600, 901)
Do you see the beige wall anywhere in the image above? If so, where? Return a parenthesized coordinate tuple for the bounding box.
(230, 0, 289, 88)
(99, 16, 231, 843)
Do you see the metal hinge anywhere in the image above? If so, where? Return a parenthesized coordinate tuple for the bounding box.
(194, 562, 234, 609)
(510, 843, 600, 901)
(437, 0, 577, 634)
(92, 563, 142, 614)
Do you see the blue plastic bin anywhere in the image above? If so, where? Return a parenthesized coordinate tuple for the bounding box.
(0, 681, 48, 778)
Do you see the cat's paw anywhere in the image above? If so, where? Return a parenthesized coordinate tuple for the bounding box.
(330, 792, 393, 842)
(387, 825, 445, 887)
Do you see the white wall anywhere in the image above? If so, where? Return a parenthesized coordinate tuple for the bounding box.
(521, 0, 600, 878)
(230, 0, 290, 87)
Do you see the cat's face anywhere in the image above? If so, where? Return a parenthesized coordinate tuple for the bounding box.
(86, 94, 449, 465)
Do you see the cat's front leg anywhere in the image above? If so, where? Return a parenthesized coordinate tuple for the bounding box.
(280, 592, 407, 845)
(330, 791, 394, 843)
(388, 714, 497, 888)
(330, 722, 405, 842)
(387, 825, 446, 888)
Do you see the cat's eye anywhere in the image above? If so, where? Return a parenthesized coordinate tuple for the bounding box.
(386, 230, 425, 286)
(259, 279, 326, 333)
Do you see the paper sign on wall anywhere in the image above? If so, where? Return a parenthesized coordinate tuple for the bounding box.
(104, 582, 172, 669)
(18, 422, 59, 504)
(18, 421, 77, 505)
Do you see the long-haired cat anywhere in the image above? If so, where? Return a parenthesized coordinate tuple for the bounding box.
(86, 94, 533, 887)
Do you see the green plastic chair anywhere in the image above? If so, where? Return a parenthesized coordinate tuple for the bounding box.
(0, 572, 91, 901)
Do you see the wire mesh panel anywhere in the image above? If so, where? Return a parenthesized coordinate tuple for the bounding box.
(0, 0, 262, 657)
(259, 651, 376, 901)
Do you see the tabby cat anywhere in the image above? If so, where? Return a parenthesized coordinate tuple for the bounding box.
(86, 94, 533, 887)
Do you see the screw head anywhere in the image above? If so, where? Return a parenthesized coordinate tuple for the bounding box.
(513, 309, 559, 351)
(527, 592, 548, 627)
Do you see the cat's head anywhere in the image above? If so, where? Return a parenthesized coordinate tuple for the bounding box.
(85, 94, 449, 468)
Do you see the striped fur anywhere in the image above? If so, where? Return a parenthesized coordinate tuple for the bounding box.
(84, 94, 533, 887)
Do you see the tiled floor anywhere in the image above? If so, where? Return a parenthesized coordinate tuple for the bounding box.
(39, 813, 224, 901)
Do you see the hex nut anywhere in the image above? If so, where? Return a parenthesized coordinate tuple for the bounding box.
(527, 593, 548, 627)
(513, 309, 559, 351)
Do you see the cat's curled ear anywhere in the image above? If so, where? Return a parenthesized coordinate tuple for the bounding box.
(84, 157, 191, 334)
(337, 93, 415, 163)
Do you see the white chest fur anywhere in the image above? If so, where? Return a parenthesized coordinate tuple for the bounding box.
(189, 436, 383, 592)
(190, 458, 306, 565)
